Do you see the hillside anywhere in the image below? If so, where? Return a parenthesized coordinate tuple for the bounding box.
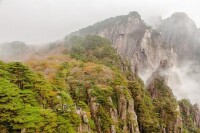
(0, 36, 146, 132)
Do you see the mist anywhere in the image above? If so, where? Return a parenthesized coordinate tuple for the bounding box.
(1, 0, 200, 44)
(140, 60, 200, 105)
(168, 61, 200, 105)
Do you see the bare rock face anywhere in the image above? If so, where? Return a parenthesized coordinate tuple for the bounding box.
(192, 104, 200, 128)
(76, 108, 91, 133)
(117, 87, 139, 133)
(71, 11, 200, 74)
(126, 96, 139, 133)
(72, 12, 176, 74)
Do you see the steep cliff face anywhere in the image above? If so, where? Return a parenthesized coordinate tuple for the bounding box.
(146, 60, 182, 133)
(158, 12, 200, 61)
(71, 11, 200, 74)
(72, 12, 176, 74)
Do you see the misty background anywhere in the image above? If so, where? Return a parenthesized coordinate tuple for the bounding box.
(0, 0, 200, 44)
(0, 0, 200, 105)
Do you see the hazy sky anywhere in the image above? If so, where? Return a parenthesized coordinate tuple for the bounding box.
(0, 0, 200, 44)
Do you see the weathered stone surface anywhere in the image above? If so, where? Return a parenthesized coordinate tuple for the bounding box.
(72, 12, 176, 74)
(192, 104, 200, 128)
(76, 108, 91, 133)
(117, 87, 139, 133)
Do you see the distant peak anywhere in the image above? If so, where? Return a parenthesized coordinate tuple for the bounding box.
(171, 12, 189, 20)
(161, 12, 197, 29)
(128, 11, 141, 19)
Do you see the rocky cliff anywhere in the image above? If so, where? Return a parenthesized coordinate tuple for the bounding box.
(71, 11, 200, 73)
(71, 12, 176, 74)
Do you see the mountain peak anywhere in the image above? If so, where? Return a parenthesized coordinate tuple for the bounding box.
(128, 11, 141, 19)
(166, 12, 196, 27)
(171, 12, 189, 19)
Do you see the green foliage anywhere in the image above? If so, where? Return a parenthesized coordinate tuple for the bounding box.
(71, 44, 86, 61)
(88, 119, 96, 130)
(91, 86, 114, 108)
(0, 61, 79, 132)
(0, 57, 134, 132)
(57, 115, 76, 133)
(69, 35, 123, 69)
(53, 55, 133, 132)
(38, 109, 57, 133)
(0, 78, 23, 123)
(151, 78, 179, 131)
(97, 106, 113, 133)
(14, 106, 42, 131)
(7, 62, 36, 89)
(0, 78, 42, 132)
(62, 110, 81, 129)
(77, 101, 89, 111)
(128, 80, 160, 132)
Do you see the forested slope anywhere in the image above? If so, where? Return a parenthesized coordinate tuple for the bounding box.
(0, 36, 200, 133)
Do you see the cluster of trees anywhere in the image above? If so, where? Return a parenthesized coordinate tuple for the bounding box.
(128, 80, 160, 132)
(0, 61, 78, 132)
(69, 35, 123, 70)
(147, 78, 182, 132)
